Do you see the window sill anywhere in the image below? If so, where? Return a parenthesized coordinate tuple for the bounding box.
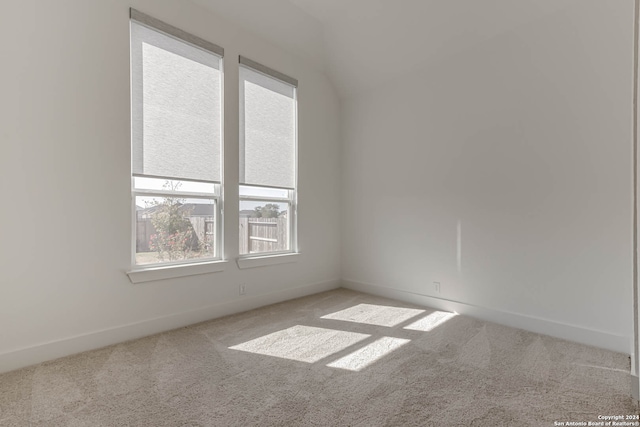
(236, 253, 300, 269)
(127, 260, 228, 284)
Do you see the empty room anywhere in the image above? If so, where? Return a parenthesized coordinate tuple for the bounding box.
(1, 0, 639, 425)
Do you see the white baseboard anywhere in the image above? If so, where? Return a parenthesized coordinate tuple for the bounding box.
(342, 279, 631, 355)
(0, 279, 340, 374)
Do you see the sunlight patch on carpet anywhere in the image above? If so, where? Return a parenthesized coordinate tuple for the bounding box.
(327, 337, 411, 371)
(403, 311, 457, 332)
(321, 304, 425, 327)
(229, 325, 370, 363)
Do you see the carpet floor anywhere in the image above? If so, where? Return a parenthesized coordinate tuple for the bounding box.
(0, 289, 637, 426)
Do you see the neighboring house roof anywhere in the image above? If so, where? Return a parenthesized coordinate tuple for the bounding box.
(138, 204, 286, 218)
(137, 202, 214, 218)
(187, 204, 215, 216)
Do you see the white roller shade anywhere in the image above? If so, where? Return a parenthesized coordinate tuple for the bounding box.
(240, 63, 297, 189)
(131, 18, 222, 183)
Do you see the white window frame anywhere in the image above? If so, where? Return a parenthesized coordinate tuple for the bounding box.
(128, 9, 226, 278)
(131, 177, 222, 267)
(238, 57, 298, 259)
(238, 185, 297, 258)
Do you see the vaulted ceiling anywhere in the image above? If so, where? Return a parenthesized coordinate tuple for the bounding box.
(193, 0, 579, 98)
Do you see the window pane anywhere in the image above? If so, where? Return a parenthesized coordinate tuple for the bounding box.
(134, 177, 217, 194)
(135, 196, 216, 264)
(131, 21, 222, 183)
(239, 201, 290, 255)
(239, 185, 289, 199)
(239, 66, 296, 189)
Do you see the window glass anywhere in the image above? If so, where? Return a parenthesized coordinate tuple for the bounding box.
(135, 196, 216, 264)
(239, 201, 290, 255)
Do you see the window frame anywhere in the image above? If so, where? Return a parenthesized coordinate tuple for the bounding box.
(238, 185, 297, 258)
(131, 178, 222, 268)
(238, 57, 299, 259)
(128, 9, 225, 272)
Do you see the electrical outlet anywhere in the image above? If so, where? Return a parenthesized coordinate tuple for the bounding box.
(433, 282, 441, 294)
(239, 284, 246, 296)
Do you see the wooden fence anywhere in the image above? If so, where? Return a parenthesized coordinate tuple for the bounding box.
(239, 217, 288, 254)
(137, 216, 287, 254)
(136, 217, 214, 253)
(136, 219, 154, 252)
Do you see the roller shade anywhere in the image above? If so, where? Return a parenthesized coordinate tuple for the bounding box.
(131, 13, 222, 183)
(239, 60, 297, 189)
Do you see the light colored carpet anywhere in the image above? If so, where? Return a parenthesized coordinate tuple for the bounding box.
(0, 289, 637, 426)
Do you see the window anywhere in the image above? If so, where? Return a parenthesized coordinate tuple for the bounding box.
(130, 10, 223, 267)
(239, 57, 298, 256)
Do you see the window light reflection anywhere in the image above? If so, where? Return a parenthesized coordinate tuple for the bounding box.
(321, 304, 425, 327)
(229, 325, 370, 363)
(403, 311, 457, 332)
(327, 337, 411, 372)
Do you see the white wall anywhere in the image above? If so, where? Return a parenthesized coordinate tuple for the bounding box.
(342, 1, 635, 353)
(0, 0, 634, 373)
(0, 0, 341, 373)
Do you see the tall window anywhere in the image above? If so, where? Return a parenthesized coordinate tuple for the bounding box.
(239, 57, 298, 256)
(130, 10, 223, 267)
